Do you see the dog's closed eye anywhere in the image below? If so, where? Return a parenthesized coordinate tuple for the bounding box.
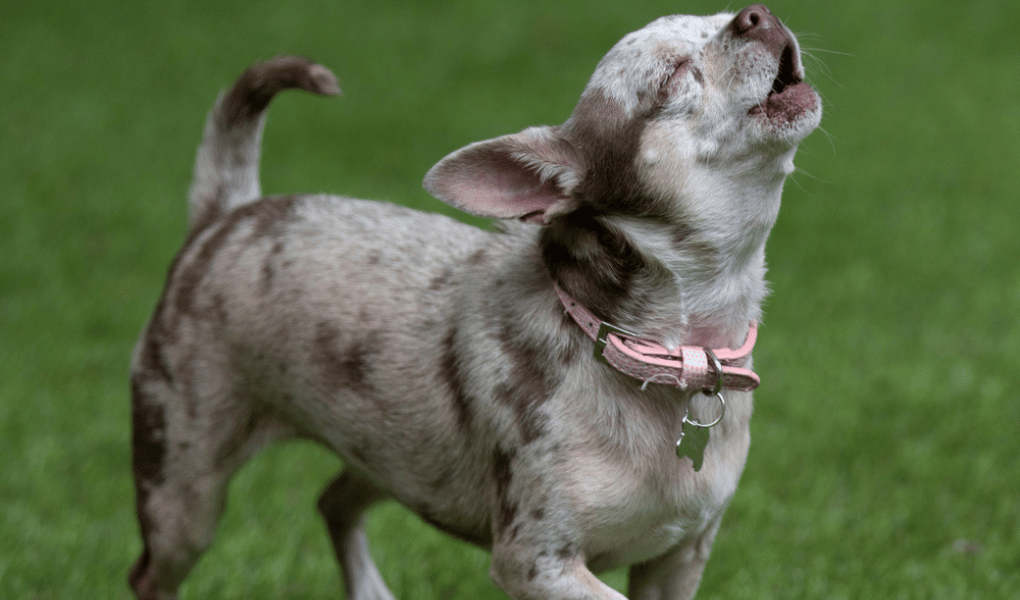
(658, 57, 695, 103)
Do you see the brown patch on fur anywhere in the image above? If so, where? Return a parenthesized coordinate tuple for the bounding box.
(135, 196, 231, 373)
(692, 67, 705, 85)
(490, 287, 587, 443)
(538, 87, 674, 324)
(131, 379, 167, 489)
(248, 196, 301, 239)
(493, 447, 518, 537)
(127, 550, 154, 599)
(467, 249, 487, 265)
(209, 293, 229, 325)
(565, 88, 664, 217)
(669, 218, 697, 247)
(220, 57, 340, 128)
(554, 309, 584, 366)
(556, 542, 578, 561)
(173, 195, 301, 321)
(138, 334, 172, 383)
(130, 378, 167, 560)
(260, 240, 286, 294)
(494, 319, 552, 444)
(439, 329, 473, 432)
(495, 374, 550, 444)
(428, 267, 452, 291)
(541, 208, 648, 326)
(314, 321, 372, 394)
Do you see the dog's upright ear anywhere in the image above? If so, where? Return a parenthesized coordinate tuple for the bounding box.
(423, 126, 584, 225)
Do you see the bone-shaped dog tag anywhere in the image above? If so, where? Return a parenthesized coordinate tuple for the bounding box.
(676, 419, 710, 471)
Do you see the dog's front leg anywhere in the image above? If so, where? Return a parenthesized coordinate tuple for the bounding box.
(490, 544, 628, 600)
(626, 517, 722, 600)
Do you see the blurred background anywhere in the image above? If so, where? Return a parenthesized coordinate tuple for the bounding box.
(1, 0, 1017, 597)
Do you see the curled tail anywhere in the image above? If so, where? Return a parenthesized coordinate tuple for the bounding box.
(188, 56, 340, 229)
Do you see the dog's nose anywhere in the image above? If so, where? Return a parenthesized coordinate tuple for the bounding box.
(730, 4, 788, 58)
(732, 4, 775, 35)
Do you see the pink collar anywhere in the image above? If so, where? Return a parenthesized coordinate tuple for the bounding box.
(554, 284, 760, 393)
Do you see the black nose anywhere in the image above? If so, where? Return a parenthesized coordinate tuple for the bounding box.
(730, 4, 788, 58)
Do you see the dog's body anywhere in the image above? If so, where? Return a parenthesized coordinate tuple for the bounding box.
(129, 5, 821, 599)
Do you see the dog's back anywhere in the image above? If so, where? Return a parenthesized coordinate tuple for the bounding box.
(129, 58, 509, 598)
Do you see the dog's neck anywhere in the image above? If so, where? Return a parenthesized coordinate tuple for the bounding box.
(541, 178, 784, 351)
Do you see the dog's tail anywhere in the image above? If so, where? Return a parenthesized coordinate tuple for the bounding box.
(188, 56, 340, 229)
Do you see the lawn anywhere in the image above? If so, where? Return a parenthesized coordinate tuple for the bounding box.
(1, 0, 1017, 598)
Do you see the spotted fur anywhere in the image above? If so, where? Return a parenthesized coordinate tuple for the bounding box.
(129, 6, 820, 600)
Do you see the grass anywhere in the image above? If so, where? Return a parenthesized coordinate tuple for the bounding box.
(2, 0, 1018, 598)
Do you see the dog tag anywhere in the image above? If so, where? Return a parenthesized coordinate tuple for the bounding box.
(676, 419, 710, 471)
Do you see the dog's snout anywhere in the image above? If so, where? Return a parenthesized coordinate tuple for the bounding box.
(732, 5, 773, 34)
(730, 4, 788, 59)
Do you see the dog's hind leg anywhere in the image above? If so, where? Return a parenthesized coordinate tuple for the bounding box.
(318, 469, 395, 600)
(127, 360, 295, 600)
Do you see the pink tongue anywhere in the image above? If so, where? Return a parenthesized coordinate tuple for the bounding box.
(765, 82, 816, 122)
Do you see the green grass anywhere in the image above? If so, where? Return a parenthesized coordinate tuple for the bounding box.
(2, 0, 1018, 598)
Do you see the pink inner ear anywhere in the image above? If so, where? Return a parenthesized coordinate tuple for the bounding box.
(432, 151, 568, 220)
(423, 127, 581, 222)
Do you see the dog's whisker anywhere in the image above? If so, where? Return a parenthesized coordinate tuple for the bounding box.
(798, 46, 856, 57)
(788, 170, 811, 196)
(716, 64, 736, 85)
(801, 54, 845, 92)
(815, 124, 841, 154)
(792, 164, 832, 185)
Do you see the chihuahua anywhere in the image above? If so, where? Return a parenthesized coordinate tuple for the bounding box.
(129, 5, 820, 599)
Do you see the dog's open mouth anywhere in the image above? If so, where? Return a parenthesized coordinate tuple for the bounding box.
(749, 44, 818, 125)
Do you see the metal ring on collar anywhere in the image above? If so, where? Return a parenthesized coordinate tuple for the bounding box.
(685, 392, 726, 428)
(704, 347, 723, 395)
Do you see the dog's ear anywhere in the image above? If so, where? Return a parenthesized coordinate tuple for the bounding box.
(423, 126, 583, 225)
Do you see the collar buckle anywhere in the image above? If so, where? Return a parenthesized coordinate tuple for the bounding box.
(594, 321, 639, 364)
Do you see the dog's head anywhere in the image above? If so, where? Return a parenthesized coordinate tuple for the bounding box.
(425, 5, 821, 336)
(425, 5, 820, 227)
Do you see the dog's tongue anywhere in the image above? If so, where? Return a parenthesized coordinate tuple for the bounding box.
(760, 82, 817, 124)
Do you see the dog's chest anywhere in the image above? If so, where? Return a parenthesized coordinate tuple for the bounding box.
(562, 443, 744, 572)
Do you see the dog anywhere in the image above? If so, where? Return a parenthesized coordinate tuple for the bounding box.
(128, 5, 821, 599)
